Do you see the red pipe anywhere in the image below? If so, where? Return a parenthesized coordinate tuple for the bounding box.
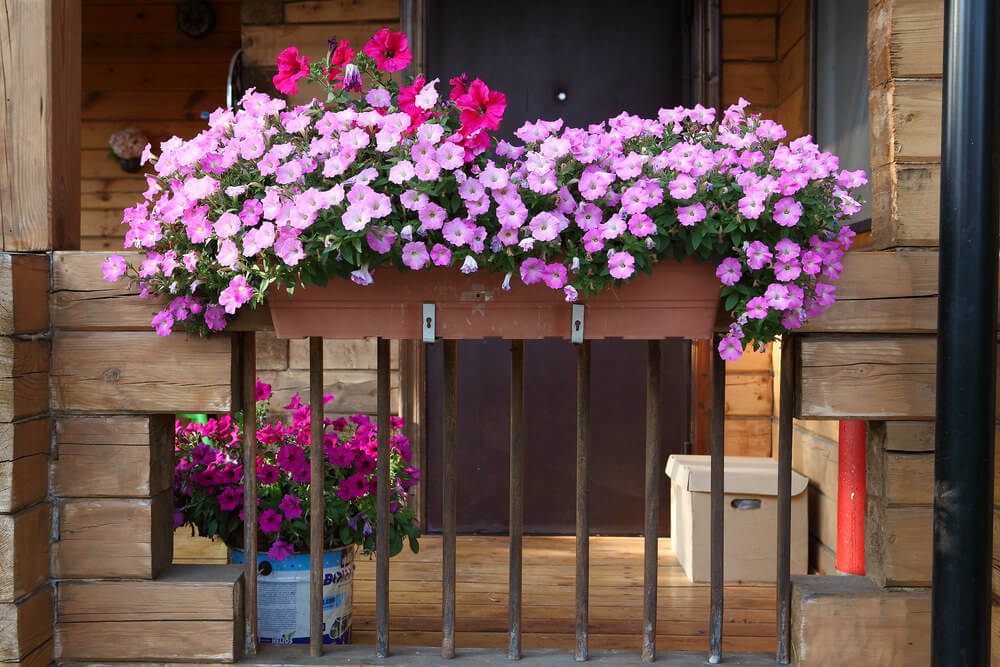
(836, 420, 866, 574)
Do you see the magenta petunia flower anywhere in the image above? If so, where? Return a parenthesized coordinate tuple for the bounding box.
(259, 508, 283, 533)
(218, 486, 243, 512)
(267, 539, 295, 562)
(362, 29, 412, 73)
(773, 197, 803, 227)
(716, 258, 742, 286)
(455, 79, 507, 135)
(401, 241, 430, 270)
(279, 494, 302, 520)
(272, 47, 310, 95)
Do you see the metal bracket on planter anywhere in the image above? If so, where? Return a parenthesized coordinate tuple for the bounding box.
(571, 304, 585, 344)
(422, 303, 436, 342)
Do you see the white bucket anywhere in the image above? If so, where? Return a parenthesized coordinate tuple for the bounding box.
(231, 545, 355, 645)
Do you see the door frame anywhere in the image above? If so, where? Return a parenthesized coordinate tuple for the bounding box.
(397, 0, 721, 527)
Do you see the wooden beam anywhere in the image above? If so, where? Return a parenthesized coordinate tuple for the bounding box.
(871, 163, 941, 248)
(55, 620, 240, 663)
(57, 564, 242, 623)
(790, 575, 930, 665)
(0, 0, 81, 251)
(797, 335, 937, 419)
(284, 0, 399, 23)
(52, 491, 173, 579)
(50, 331, 231, 414)
(0, 338, 49, 422)
(0, 502, 49, 603)
(868, 0, 944, 86)
(0, 254, 50, 335)
(0, 587, 53, 661)
(53, 415, 173, 497)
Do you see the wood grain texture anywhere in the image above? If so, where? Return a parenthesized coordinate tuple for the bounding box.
(0, 587, 53, 661)
(50, 331, 231, 414)
(0, 253, 50, 335)
(52, 491, 173, 579)
(51, 251, 167, 330)
(801, 250, 939, 332)
(0, 455, 48, 514)
(0, 417, 50, 462)
(722, 63, 779, 108)
(0, 503, 50, 603)
(883, 420, 935, 452)
(723, 373, 773, 417)
(721, 0, 778, 14)
(0, 0, 81, 251)
(242, 22, 389, 67)
(54, 415, 172, 498)
(256, 368, 400, 416)
(721, 17, 777, 61)
(57, 564, 242, 622)
(868, 0, 943, 86)
(871, 162, 940, 248)
(797, 335, 937, 419)
(55, 620, 239, 662)
(0, 338, 49, 422)
(284, 0, 399, 23)
(790, 575, 930, 666)
(776, 0, 806, 60)
(288, 337, 400, 370)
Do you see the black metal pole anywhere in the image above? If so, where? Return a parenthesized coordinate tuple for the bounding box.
(934, 1, 998, 665)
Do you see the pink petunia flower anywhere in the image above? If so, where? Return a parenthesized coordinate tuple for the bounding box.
(677, 202, 707, 226)
(455, 79, 506, 134)
(102, 255, 127, 282)
(745, 241, 773, 270)
(401, 241, 430, 270)
(716, 258, 742, 286)
(608, 251, 636, 280)
(430, 243, 452, 266)
(718, 336, 743, 362)
(773, 197, 803, 227)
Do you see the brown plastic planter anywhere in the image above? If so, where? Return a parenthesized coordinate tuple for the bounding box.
(268, 258, 720, 340)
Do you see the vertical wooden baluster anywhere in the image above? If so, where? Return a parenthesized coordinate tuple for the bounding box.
(642, 340, 661, 663)
(239, 332, 258, 656)
(776, 336, 794, 664)
(509, 340, 525, 660)
(309, 337, 324, 657)
(709, 334, 726, 664)
(575, 339, 591, 662)
(376, 337, 391, 658)
(441, 339, 458, 659)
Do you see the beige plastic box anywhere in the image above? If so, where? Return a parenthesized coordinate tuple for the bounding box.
(665, 455, 809, 583)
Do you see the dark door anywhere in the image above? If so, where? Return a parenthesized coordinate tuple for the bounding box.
(424, 1, 693, 535)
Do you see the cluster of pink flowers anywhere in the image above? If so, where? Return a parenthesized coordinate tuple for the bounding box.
(103, 31, 866, 360)
(174, 379, 420, 561)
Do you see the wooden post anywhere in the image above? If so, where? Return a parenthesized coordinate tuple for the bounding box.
(508, 340, 525, 660)
(575, 339, 591, 662)
(709, 335, 726, 664)
(441, 340, 458, 659)
(238, 332, 258, 656)
(376, 338, 391, 658)
(0, 0, 80, 250)
(309, 337, 324, 657)
(776, 336, 794, 664)
(642, 340, 661, 663)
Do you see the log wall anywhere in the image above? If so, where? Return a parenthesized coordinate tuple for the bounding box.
(0, 254, 52, 666)
(80, 0, 240, 252)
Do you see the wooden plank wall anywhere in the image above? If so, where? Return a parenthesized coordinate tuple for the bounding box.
(0, 254, 52, 665)
(720, 0, 810, 140)
(80, 0, 240, 251)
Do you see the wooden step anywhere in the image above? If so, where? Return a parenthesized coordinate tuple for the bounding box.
(790, 575, 929, 666)
(55, 564, 244, 663)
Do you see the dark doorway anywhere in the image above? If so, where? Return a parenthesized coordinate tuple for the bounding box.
(423, 1, 694, 535)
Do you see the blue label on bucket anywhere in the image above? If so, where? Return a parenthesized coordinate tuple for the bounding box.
(231, 547, 355, 645)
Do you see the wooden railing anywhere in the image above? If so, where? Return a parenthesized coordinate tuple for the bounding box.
(230, 328, 796, 664)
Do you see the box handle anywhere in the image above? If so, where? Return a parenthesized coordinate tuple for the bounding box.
(730, 498, 761, 510)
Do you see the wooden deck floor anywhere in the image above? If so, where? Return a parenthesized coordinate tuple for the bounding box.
(173, 531, 776, 656)
(351, 536, 776, 655)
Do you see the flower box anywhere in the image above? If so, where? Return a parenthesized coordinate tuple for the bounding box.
(267, 258, 720, 341)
